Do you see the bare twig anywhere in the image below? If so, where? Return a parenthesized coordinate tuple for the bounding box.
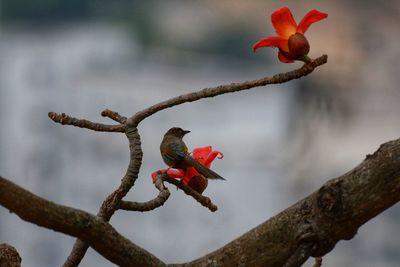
(162, 174, 218, 212)
(119, 190, 171, 212)
(127, 55, 328, 126)
(118, 172, 171, 212)
(101, 109, 127, 124)
(48, 112, 125, 132)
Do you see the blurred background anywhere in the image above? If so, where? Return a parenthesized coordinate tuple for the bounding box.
(1, 0, 399, 266)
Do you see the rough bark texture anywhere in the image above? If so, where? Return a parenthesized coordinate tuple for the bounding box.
(0, 178, 165, 267)
(169, 139, 400, 266)
(64, 127, 144, 267)
(0, 244, 21, 267)
(1, 138, 400, 266)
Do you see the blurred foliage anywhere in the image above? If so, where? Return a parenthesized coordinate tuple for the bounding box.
(1, 0, 93, 21)
(0, 0, 255, 58)
(1, 0, 154, 42)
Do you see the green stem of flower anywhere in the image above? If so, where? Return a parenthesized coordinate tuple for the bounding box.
(299, 55, 312, 63)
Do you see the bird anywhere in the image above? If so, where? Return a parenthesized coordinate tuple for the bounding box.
(160, 127, 225, 181)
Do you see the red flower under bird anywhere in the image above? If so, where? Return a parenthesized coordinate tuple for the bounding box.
(151, 146, 223, 194)
(253, 6, 328, 63)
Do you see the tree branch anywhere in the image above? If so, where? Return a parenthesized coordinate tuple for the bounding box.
(0, 177, 165, 267)
(168, 138, 400, 266)
(48, 112, 125, 132)
(119, 189, 171, 212)
(63, 127, 143, 267)
(2, 137, 400, 266)
(162, 174, 218, 212)
(127, 55, 328, 126)
(57, 55, 328, 265)
(101, 109, 127, 124)
(0, 244, 21, 267)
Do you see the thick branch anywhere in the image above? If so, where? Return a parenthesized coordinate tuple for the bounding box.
(127, 55, 328, 126)
(2, 138, 400, 266)
(169, 138, 400, 266)
(0, 177, 165, 267)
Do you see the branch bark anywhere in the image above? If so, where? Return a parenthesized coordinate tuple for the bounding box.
(1, 137, 400, 266)
(64, 127, 143, 267)
(0, 177, 165, 267)
(169, 139, 400, 266)
(48, 112, 125, 133)
(127, 55, 328, 126)
(0, 244, 21, 267)
(56, 55, 328, 266)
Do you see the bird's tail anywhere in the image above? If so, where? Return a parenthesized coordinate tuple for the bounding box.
(184, 155, 225, 180)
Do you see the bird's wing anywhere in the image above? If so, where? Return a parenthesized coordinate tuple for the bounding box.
(169, 142, 187, 159)
(184, 155, 225, 180)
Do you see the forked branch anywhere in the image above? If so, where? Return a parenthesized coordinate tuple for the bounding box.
(51, 55, 328, 266)
(128, 55, 328, 126)
(1, 138, 400, 266)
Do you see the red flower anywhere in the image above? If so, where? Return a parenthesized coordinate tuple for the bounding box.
(151, 146, 223, 194)
(253, 6, 328, 63)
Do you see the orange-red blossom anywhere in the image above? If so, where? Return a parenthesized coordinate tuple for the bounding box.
(253, 6, 328, 63)
(152, 146, 223, 194)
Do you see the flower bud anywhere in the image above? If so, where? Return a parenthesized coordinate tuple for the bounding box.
(288, 33, 310, 59)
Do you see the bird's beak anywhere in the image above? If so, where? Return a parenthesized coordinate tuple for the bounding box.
(183, 130, 191, 135)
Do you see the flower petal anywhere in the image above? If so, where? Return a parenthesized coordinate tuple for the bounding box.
(204, 150, 224, 167)
(183, 167, 200, 184)
(297, 9, 328, 34)
(151, 171, 159, 183)
(151, 169, 186, 183)
(192, 146, 212, 162)
(278, 52, 295, 63)
(166, 169, 185, 179)
(271, 6, 297, 39)
(253, 36, 289, 52)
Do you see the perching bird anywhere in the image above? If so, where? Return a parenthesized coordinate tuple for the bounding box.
(160, 127, 225, 180)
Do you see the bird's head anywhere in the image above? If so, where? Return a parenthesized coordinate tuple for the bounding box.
(164, 127, 190, 138)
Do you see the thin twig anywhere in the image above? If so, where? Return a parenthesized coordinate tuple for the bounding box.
(101, 109, 127, 124)
(119, 190, 171, 212)
(127, 55, 328, 126)
(162, 174, 218, 212)
(118, 172, 171, 212)
(48, 112, 125, 132)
